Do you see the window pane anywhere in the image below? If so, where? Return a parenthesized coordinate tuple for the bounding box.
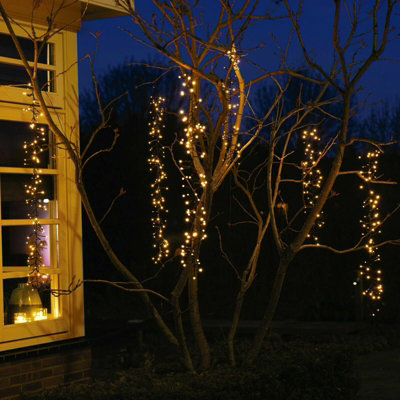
(0, 64, 54, 91)
(2, 224, 52, 267)
(0, 33, 54, 65)
(0, 174, 55, 219)
(3, 278, 52, 325)
(0, 120, 54, 168)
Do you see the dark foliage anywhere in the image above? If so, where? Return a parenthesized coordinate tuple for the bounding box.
(21, 340, 358, 400)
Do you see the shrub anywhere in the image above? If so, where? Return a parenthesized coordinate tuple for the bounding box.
(20, 340, 357, 400)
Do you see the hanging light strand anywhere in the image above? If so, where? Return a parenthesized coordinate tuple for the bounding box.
(148, 96, 170, 264)
(357, 149, 383, 316)
(23, 85, 50, 288)
(177, 73, 210, 277)
(177, 49, 239, 278)
(302, 128, 324, 244)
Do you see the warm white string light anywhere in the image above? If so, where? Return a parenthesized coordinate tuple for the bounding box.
(357, 149, 383, 316)
(148, 96, 170, 264)
(177, 74, 205, 277)
(23, 85, 50, 288)
(177, 48, 240, 278)
(302, 128, 324, 244)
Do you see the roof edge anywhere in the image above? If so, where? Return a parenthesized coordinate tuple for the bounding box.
(81, 0, 134, 21)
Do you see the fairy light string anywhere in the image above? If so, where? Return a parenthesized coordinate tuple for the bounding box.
(148, 96, 170, 264)
(23, 84, 50, 288)
(301, 128, 324, 244)
(226, 44, 241, 159)
(176, 47, 241, 279)
(177, 73, 206, 278)
(357, 149, 383, 316)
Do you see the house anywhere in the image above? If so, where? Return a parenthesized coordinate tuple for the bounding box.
(0, 1, 133, 396)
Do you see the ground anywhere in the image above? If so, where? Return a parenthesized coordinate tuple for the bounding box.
(356, 348, 400, 400)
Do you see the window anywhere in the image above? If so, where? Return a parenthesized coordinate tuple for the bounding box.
(0, 20, 83, 352)
(0, 32, 54, 64)
(0, 32, 54, 91)
(0, 120, 60, 323)
(0, 25, 64, 108)
(0, 31, 55, 92)
(0, 117, 68, 343)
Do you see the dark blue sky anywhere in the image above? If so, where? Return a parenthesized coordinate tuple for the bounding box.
(78, 2, 400, 108)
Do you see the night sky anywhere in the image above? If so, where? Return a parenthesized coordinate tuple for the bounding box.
(78, 2, 400, 109)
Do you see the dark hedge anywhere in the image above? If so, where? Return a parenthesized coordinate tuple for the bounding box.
(21, 341, 358, 400)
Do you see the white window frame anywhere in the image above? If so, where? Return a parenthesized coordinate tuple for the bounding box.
(0, 23, 64, 109)
(0, 20, 84, 352)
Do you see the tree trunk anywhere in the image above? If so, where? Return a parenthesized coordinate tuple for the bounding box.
(188, 264, 210, 370)
(246, 253, 293, 364)
(228, 222, 267, 365)
(228, 250, 259, 365)
(186, 191, 213, 370)
(228, 287, 246, 366)
(170, 274, 195, 372)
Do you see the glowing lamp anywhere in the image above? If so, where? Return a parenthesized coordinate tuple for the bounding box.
(7, 283, 47, 324)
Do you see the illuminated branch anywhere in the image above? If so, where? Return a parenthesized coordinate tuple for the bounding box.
(338, 170, 397, 185)
(346, 137, 397, 151)
(300, 239, 400, 254)
(51, 278, 170, 302)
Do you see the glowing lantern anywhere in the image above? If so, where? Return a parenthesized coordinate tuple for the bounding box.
(7, 283, 47, 324)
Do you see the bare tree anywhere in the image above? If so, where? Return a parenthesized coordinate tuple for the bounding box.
(241, 0, 400, 363)
(114, 0, 399, 367)
(114, 0, 305, 370)
(1, 0, 399, 374)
